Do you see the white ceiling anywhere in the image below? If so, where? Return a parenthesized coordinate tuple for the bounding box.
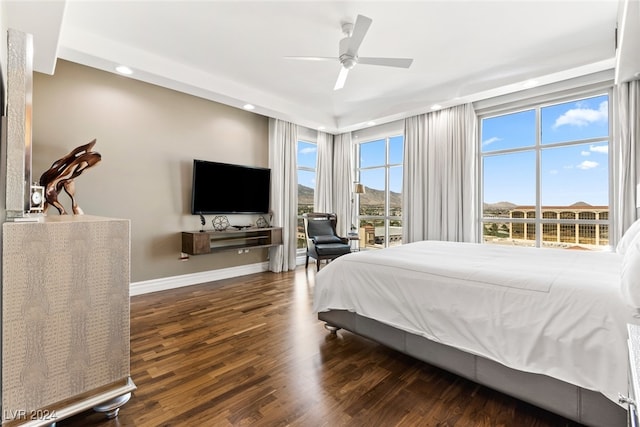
(4, 0, 638, 134)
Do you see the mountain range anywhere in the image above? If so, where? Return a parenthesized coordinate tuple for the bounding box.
(484, 201, 597, 210)
(300, 190, 596, 209)
(298, 184, 401, 206)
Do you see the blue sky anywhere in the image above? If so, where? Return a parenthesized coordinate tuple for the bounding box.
(358, 136, 403, 193)
(297, 136, 404, 193)
(297, 141, 317, 188)
(482, 94, 609, 206)
(298, 94, 609, 207)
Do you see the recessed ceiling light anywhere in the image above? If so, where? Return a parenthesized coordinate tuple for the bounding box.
(367, 121, 376, 126)
(243, 104, 255, 110)
(431, 104, 442, 110)
(318, 126, 326, 131)
(115, 65, 133, 75)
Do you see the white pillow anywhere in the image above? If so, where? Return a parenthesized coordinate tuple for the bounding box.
(621, 232, 640, 308)
(617, 218, 640, 255)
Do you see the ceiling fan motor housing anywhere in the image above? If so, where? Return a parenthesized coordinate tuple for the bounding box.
(339, 37, 358, 69)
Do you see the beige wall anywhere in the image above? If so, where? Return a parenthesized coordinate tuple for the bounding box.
(32, 60, 270, 283)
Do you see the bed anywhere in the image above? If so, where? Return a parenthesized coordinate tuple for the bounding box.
(313, 240, 640, 426)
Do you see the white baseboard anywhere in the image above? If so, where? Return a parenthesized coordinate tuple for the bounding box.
(130, 255, 308, 296)
(130, 262, 270, 296)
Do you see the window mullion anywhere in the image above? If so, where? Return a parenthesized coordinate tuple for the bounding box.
(535, 106, 542, 248)
(385, 137, 390, 247)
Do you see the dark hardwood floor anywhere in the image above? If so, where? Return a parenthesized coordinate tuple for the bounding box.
(59, 267, 581, 426)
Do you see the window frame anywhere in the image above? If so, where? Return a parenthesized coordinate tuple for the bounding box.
(296, 138, 317, 253)
(477, 89, 614, 249)
(355, 134, 404, 249)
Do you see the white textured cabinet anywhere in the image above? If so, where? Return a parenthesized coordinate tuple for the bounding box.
(2, 215, 136, 426)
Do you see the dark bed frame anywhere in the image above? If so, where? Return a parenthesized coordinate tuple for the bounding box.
(318, 309, 626, 427)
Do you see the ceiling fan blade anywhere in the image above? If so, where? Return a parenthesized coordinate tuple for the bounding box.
(284, 56, 338, 61)
(334, 66, 349, 90)
(346, 14, 372, 56)
(358, 57, 414, 68)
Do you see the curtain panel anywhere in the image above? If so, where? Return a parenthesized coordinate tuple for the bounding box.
(402, 104, 477, 243)
(268, 118, 298, 272)
(333, 132, 353, 236)
(616, 80, 640, 240)
(314, 131, 334, 213)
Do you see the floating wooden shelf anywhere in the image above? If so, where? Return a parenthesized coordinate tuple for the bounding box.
(181, 227, 283, 255)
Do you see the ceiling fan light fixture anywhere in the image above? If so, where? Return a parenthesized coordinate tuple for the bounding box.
(342, 57, 358, 70)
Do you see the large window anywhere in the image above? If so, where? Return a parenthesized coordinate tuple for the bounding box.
(356, 135, 403, 249)
(480, 93, 611, 250)
(297, 140, 317, 249)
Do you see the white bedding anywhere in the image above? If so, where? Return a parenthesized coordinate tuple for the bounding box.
(313, 240, 638, 404)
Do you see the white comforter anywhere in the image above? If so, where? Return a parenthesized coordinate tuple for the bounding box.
(313, 240, 638, 404)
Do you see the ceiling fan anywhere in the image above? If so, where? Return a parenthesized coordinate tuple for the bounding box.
(285, 14, 413, 90)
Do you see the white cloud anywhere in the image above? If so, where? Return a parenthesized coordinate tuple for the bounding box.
(482, 136, 501, 146)
(589, 144, 608, 154)
(553, 101, 608, 129)
(577, 160, 599, 170)
(549, 169, 559, 175)
(300, 147, 317, 155)
(580, 151, 590, 156)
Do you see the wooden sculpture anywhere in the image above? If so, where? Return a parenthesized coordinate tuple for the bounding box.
(39, 139, 102, 215)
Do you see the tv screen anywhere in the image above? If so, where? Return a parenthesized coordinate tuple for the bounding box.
(191, 159, 271, 214)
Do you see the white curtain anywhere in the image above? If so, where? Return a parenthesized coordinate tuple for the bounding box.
(268, 118, 298, 272)
(333, 132, 353, 236)
(402, 104, 477, 243)
(403, 115, 427, 240)
(314, 131, 334, 213)
(616, 80, 640, 239)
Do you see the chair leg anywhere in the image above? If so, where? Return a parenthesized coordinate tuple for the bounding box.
(316, 259, 320, 272)
(305, 255, 309, 269)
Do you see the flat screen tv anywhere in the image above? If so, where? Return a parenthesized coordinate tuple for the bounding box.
(191, 159, 271, 214)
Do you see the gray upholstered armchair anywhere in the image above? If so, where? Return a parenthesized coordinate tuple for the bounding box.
(303, 213, 352, 271)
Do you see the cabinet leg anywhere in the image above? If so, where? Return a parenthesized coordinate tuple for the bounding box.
(93, 392, 132, 419)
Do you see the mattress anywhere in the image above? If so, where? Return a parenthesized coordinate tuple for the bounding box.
(313, 240, 637, 404)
